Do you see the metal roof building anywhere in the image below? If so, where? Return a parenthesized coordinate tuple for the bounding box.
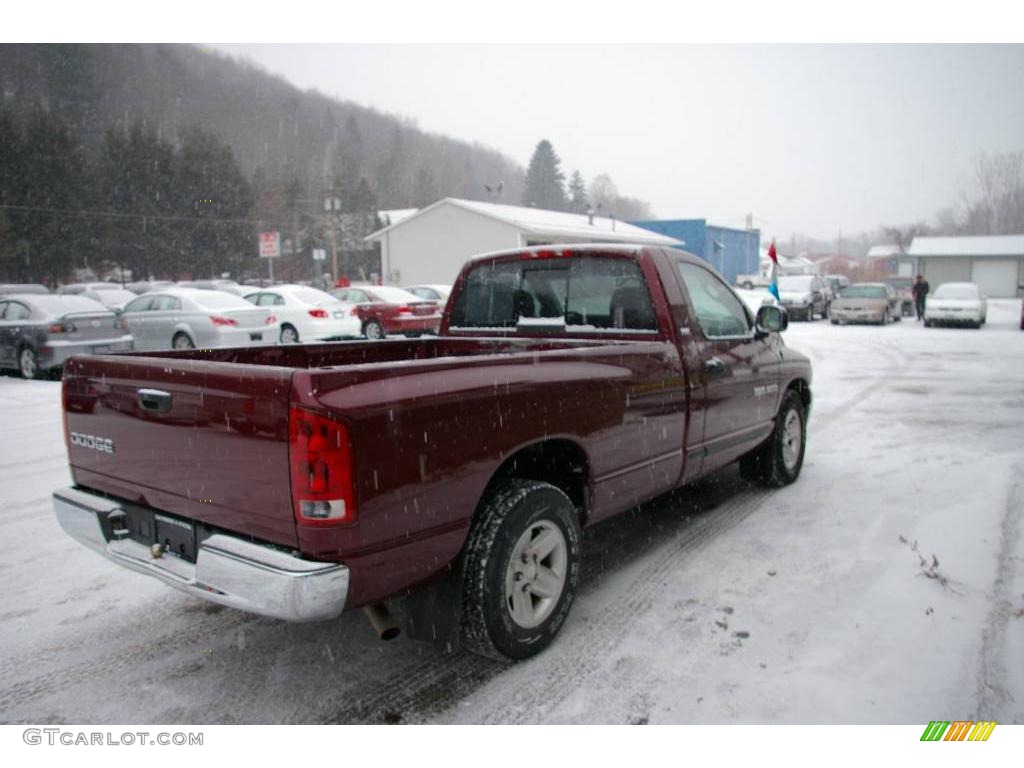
(906, 235, 1024, 298)
(630, 219, 759, 283)
(365, 198, 682, 285)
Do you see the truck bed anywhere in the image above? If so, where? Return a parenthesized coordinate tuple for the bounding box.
(63, 335, 688, 606)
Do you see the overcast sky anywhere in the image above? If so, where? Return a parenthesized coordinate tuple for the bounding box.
(214, 44, 1024, 241)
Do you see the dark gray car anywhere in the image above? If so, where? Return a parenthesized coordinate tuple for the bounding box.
(0, 294, 133, 379)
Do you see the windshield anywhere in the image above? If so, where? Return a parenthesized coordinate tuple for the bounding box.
(189, 291, 255, 309)
(290, 286, 342, 306)
(840, 285, 887, 299)
(29, 295, 112, 315)
(778, 276, 814, 292)
(369, 286, 425, 304)
(933, 283, 979, 300)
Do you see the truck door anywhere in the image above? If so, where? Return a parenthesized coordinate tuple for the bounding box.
(671, 258, 780, 475)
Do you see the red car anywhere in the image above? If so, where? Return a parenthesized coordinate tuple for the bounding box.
(331, 285, 441, 339)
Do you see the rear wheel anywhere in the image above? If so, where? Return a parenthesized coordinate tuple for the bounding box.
(363, 319, 384, 340)
(739, 389, 807, 487)
(280, 324, 299, 344)
(18, 346, 40, 379)
(461, 479, 582, 661)
(172, 332, 194, 350)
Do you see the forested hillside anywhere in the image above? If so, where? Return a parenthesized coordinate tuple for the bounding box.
(0, 44, 526, 284)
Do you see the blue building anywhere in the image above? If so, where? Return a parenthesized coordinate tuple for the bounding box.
(630, 219, 760, 284)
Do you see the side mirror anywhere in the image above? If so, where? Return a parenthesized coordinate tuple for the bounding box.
(756, 304, 787, 336)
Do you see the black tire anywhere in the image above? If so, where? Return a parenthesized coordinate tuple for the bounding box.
(363, 319, 384, 340)
(924, 320, 933, 328)
(18, 345, 41, 380)
(739, 389, 807, 488)
(461, 479, 582, 661)
(830, 318, 839, 325)
(172, 332, 194, 350)
(280, 324, 299, 344)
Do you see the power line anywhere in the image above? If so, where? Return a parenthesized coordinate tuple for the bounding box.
(0, 202, 273, 228)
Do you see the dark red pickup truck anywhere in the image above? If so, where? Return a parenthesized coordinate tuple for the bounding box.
(53, 244, 812, 659)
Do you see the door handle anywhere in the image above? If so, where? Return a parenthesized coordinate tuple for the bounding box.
(138, 388, 172, 413)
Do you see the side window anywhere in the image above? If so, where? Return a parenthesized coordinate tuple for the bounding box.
(676, 261, 752, 338)
(272, 294, 286, 306)
(159, 295, 182, 311)
(124, 295, 154, 313)
(349, 290, 368, 302)
(0, 301, 8, 319)
(6, 302, 31, 321)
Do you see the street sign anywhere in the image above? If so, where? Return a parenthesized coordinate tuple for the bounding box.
(312, 248, 326, 261)
(259, 231, 280, 258)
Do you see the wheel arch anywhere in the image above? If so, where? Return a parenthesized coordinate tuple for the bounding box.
(785, 377, 812, 414)
(477, 438, 592, 526)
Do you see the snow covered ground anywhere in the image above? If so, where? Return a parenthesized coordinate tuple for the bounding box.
(1, 300, 1022, 724)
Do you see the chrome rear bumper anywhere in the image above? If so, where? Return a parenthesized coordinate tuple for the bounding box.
(53, 487, 349, 622)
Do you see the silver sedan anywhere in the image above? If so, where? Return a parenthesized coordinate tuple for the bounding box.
(122, 288, 280, 351)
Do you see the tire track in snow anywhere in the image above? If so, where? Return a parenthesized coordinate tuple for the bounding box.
(321, 476, 764, 724)
(973, 463, 1023, 721)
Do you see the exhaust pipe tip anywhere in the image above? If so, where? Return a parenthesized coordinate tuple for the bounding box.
(363, 603, 401, 641)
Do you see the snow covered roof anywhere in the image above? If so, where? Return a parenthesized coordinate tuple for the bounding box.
(908, 235, 1024, 257)
(377, 208, 418, 227)
(366, 198, 682, 246)
(866, 245, 903, 259)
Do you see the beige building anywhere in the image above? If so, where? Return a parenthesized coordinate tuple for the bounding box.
(905, 235, 1024, 298)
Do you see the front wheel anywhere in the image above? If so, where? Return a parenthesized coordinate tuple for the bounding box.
(739, 389, 807, 487)
(461, 479, 582, 661)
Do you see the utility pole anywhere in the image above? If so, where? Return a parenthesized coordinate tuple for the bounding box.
(324, 194, 341, 286)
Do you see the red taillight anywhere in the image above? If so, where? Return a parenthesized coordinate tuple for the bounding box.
(349, 307, 359, 316)
(210, 315, 238, 326)
(114, 317, 128, 331)
(397, 305, 411, 315)
(266, 314, 277, 325)
(308, 308, 328, 318)
(48, 322, 75, 333)
(288, 406, 356, 527)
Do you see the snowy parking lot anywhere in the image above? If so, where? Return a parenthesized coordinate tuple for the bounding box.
(1, 301, 1022, 725)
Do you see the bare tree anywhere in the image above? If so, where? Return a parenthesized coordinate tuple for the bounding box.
(961, 152, 1024, 235)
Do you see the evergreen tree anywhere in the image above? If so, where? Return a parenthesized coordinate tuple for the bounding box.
(175, 127, 254, 280)
(99, 121, 179, 281)
(567, 170, 588, 214)
(522, 140, 567, 211)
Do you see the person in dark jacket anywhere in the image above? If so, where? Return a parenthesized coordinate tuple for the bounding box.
(912, 274, 930, 320)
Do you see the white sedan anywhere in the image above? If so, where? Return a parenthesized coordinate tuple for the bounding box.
(244, 284, 361, 343)
(924, 282, 988, 328)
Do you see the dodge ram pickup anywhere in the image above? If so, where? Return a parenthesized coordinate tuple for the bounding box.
(53, 244, 812, 660)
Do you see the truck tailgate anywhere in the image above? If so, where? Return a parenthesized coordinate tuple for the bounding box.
(62, 355, 297, 548)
